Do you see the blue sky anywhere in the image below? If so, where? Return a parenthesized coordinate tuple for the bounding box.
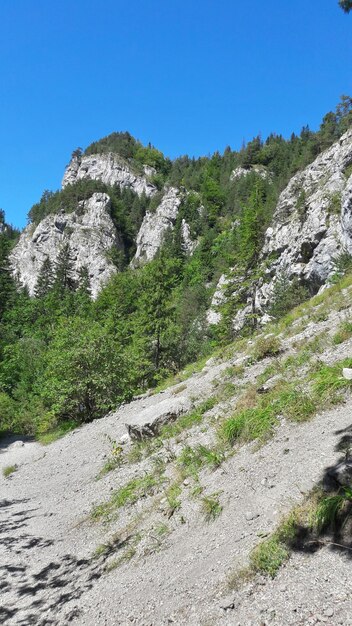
(0, 0, 351, 228)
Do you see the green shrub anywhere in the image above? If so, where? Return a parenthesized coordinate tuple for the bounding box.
(252, 335, 282, 361)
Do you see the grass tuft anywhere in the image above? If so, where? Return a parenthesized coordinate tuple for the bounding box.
(2, 464, 17, 478)
(201, 492, 223, 521)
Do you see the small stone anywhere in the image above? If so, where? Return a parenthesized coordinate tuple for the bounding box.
(343, 368, 352, 380)
(9, 440, 24, 449)
(245, 511, 259, 521)
(324, 608, 334, 618)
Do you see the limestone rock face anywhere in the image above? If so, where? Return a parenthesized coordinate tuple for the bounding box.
(10, 193, 122, 299)
(206, 274, 232, 325)
(254, 128, 352, 311)
(209, 129, 352, 329)
(62, 153, 157, 198)
(132, 187, 196, 266)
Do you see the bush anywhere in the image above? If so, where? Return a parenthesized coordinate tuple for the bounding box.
(252, 335, 282, 360)
(268, 272, 309, 319)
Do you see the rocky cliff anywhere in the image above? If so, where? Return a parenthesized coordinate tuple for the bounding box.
(132, 187, 197, 267)
(11, 154, 197, 295)
(62, 153, 157, 197)
(10, 193, 122, 298)
(208, 128, 352, 328)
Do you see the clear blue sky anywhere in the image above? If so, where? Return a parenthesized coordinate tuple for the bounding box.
(0, 0, 351, 228)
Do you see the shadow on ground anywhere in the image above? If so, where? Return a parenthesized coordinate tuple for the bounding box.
(0, 498, 128, 625)
(284, 423, 352, 558)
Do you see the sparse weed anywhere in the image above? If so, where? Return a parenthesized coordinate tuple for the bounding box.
(165, 482, 182, 515)
(201, 492, 223, 521)
(315, 487, 352, 532)
(219, 404, 276, 446)
(178, 444, 224, 478)
(91, 472, 161, 521)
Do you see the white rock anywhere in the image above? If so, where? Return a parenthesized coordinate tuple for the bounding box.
(62, 153, 157, 197)
(343, 368, 352, 380)
(10, 193, 122, 298)
(132, 187, 195, 266)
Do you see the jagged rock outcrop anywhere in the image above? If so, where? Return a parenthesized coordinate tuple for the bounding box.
(209, 129, 352, 329)
(62, 153, 157, 197)
(230, 164, 272, 181)
(10, 193, 122, 298)
(132, 187, 196, 266)
(255, 128, 352, 308)
(206, 273, 232, 325)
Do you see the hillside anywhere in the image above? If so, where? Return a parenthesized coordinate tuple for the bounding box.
(2, 274, 352, 624)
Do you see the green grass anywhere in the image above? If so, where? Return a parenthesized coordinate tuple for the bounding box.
(165, 482, 182, 515)
(332, 320, 352, 345)
(201, 492, 223, 521)
(315, 486, 352, 531)
(91, 472, 162, 521)
(152, 355, 210, 394)
(2, 464, 17, 478)
(249, 535, 289, 577)
(311, 359, 352, 403)
(98, 436, 124, 477)
(178, 444, 225, 477)
(219, 404, 277, 446)
(37, 419, 78, 445)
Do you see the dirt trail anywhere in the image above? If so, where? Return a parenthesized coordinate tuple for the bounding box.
(1, 309, 352, 625)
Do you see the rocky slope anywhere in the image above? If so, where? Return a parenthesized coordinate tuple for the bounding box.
(208, 128, 352, 329)
(2, 278, 352, 625)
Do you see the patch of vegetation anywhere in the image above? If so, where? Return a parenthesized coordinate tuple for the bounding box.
(252, 335, 282, 361)
(249, 535, 289, 577)
(165, 482, 182, 516)
(311, 359, 352, 404)
(315, 486, 352, 532)
(332, 319, 352, 344)
(201, 492, 223, 521)
(37, 420, 78, 445)
(178, 444, 225, 478)
(2, 464, 17, 478)
(91, 472, 162, 521)
(127, 397, 218, 464)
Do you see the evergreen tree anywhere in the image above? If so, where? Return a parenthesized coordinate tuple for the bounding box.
(34, 257, 55, 297)
(339, 0, 352, 12)
(0, 226, 15, 321)
(53, 242, 76, 294)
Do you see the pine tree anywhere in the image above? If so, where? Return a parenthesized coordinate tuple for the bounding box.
(53, 242, 76, 294)
(339, 0, 352, 13)
(34, 257, 55, 297)
(0, 226, 15, 321)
